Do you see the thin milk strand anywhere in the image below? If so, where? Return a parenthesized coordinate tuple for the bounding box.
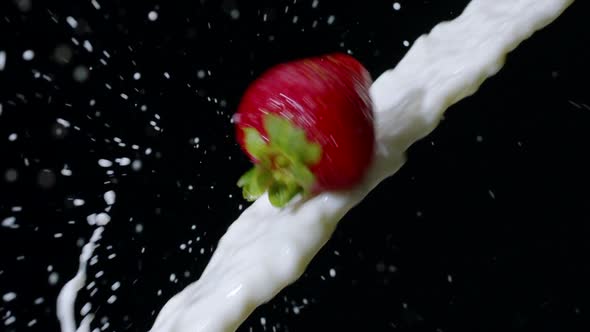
(149, 1, 573, 331)
(57, 227, 105, 332)
(57, 197, 115, 331)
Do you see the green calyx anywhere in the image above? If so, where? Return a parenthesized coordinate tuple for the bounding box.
(237, 114, 322, 208)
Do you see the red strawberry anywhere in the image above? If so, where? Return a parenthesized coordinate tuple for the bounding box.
(234, 53, 375, 207)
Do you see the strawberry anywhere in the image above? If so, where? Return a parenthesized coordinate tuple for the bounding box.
(234, 53, 375, 207)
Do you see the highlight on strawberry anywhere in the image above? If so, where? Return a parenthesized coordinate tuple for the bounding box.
(233, 53, 376, 208)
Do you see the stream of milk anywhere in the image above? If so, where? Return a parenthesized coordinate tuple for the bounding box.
(57, 0, 575, 331)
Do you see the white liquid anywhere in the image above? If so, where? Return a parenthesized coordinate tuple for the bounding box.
(57, 0, 574, 331)
(57, 226, 107, 332)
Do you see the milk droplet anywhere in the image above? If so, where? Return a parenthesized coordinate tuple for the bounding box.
(95, 212, 111, 226)
(2, 292, 17, 302)
(0, 51, 6, 71)
(80, 302, 92, 316)
(104, 190, 116, 205)
(66, 16, 78, 28)
(73, 65, 89, 82)
(48, 272, 59, 285)
(61, 166, 72, 176)
(98, 159, 113, 167)
(131, 160, 142, 171)
(83, 40, 93, 52)
(57, 118, 71, 128)
(22, 50, 35, 61)
(116, 157, 131, 166)
(5, 169, 18, 183)
(4, 316, 16, 325)
(148, 11, 158, 21)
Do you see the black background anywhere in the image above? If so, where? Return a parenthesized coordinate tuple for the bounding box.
(1, 0, 589, 331)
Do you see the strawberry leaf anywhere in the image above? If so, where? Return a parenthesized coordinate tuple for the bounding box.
(243, 127, 268, 161)
(299, 140, 322, 165)
(268, 180, 300, 207)
(289, 162, 315, 192)
(237, 165, 272, 201)
(263, 114, 322, 166)
(264, 114, 292, 152)
(238, 114, 323, 208)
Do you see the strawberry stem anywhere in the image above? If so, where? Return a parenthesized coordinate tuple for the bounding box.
(237, 114, 322, 208)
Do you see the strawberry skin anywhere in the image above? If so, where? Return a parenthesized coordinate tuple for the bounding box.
(234, 53, 375, 207)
